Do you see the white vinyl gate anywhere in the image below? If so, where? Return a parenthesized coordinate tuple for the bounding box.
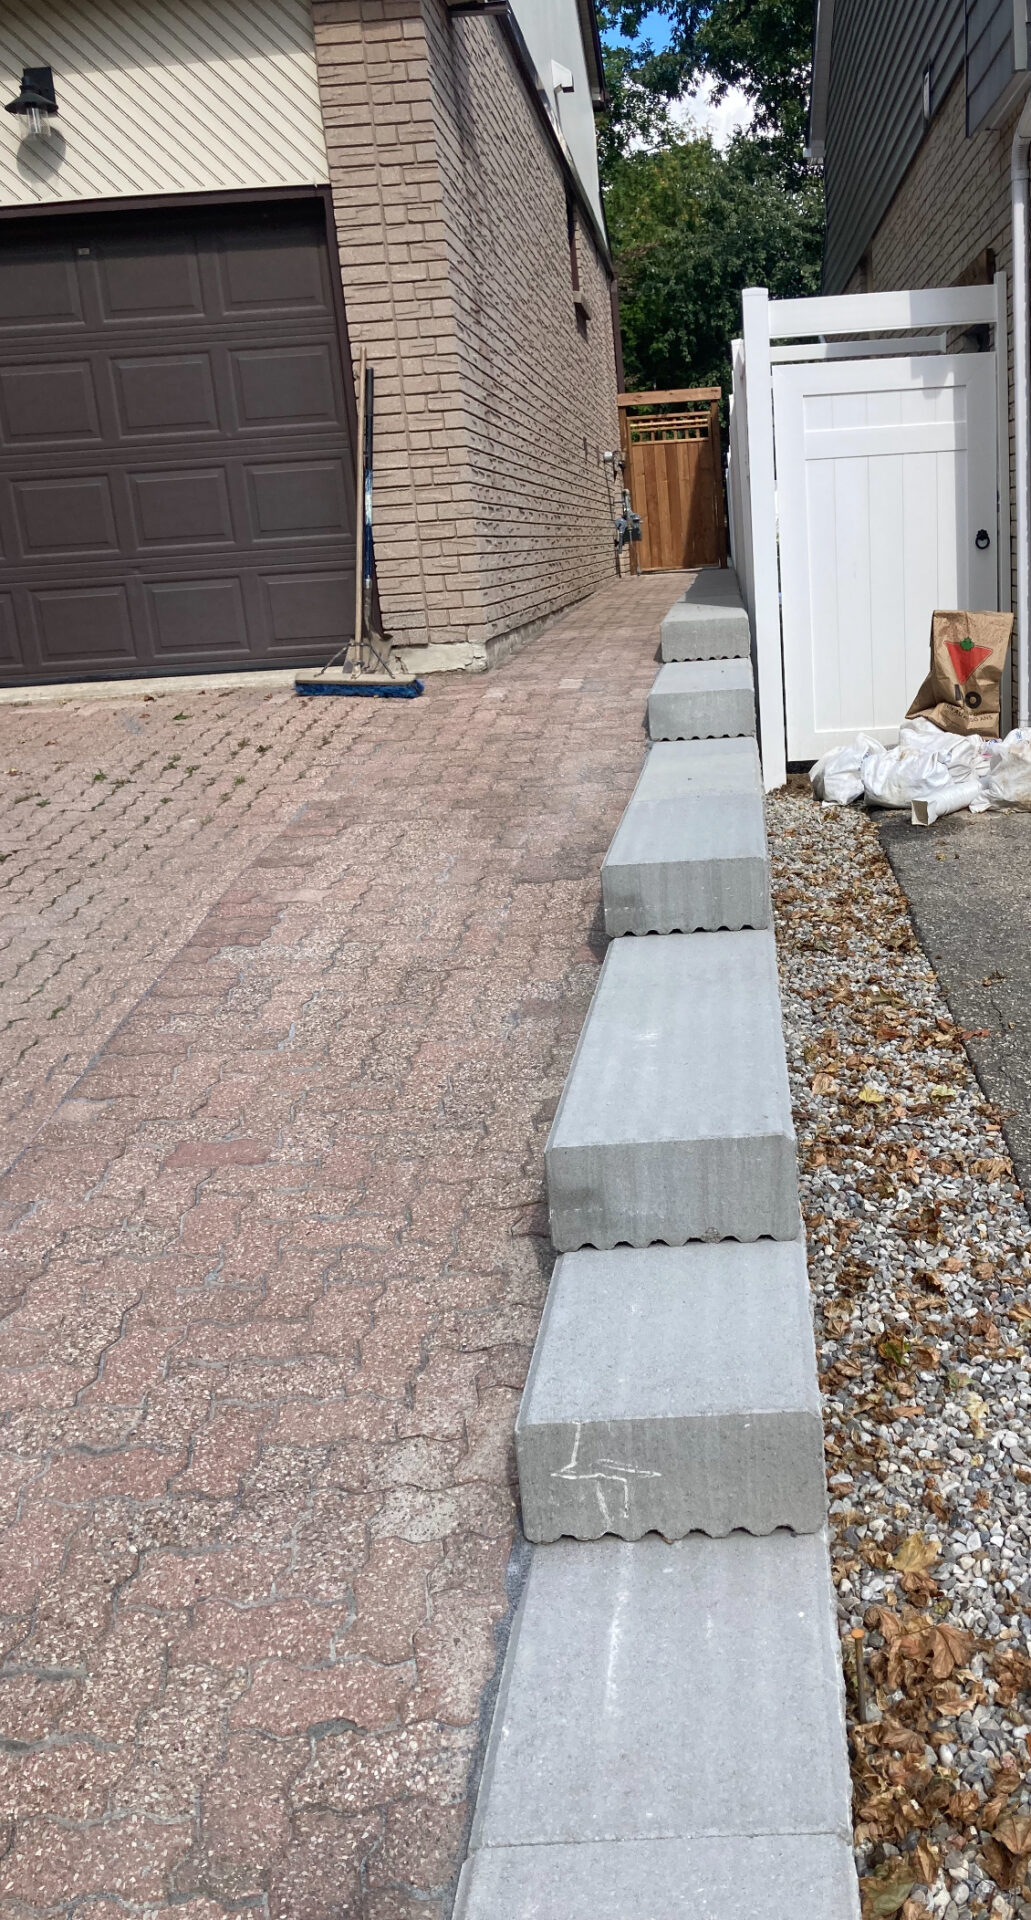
(727, 280, 1009, 787)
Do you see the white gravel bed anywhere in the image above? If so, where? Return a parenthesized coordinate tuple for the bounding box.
(769, 790, 1031, 1920)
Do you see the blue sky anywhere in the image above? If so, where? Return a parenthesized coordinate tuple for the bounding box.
(604, 8, 675, 49)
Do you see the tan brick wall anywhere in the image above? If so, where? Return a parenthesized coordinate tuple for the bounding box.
(424, 5, 622, 652)
(843, 74, 1019, 654)
(310, 0, 620, 668)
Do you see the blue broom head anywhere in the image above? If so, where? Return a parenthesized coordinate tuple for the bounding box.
(294, 677, 424, 700)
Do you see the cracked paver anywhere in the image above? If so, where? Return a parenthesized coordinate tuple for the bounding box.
(0, 572, 682, 1918)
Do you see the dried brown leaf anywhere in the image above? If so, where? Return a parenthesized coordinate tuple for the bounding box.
(930, 1623, 974, 1678)
(912, 1838, 939, 1884)
(893, 1534, 939, 1575)
(859, 1869, 917, 1918)
(994, 1811, 1031, 1857)
(981, 1834, 1028, 1892)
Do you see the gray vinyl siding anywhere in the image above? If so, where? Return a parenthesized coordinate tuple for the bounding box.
(823, 0, 965, 292)
(967, 0, 1016, 129)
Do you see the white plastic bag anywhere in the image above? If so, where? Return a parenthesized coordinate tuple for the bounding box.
(812, 722, 995, 819)
(859, 742, 954, 809)
(984, 729, 1031, 809)
(897, 720, 989, 773)
(810, 735, 878, 805)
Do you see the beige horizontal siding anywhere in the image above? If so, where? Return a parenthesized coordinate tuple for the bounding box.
(0, 0, 328, 208)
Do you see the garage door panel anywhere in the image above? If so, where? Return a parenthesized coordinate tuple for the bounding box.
(0, 364, 102, 446)
(263, 571, 351, 646)
(246, 460, 348, 541)
(128, 468, 236, 549)
(0, 595, 19, 664)
(232, 345, 343, 432)
(0, 199, 357, 684)
(217, 232, 331, 318)
(0, 255, 84, 332)
(94, 238, 206, 325)
(33, 585, 136, 664)
(112, 355, 221, 438)
(13, 476, 119, 558)
(147, 577, 250, 658)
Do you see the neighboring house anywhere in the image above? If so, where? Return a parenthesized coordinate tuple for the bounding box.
(809, 0, 1031, 652)
(810, 0, 1026, 299)
(0, 0, 620, 686)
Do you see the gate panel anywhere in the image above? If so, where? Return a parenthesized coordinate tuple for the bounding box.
(619, 389, 728, 572)
(774, 354, 998, 761)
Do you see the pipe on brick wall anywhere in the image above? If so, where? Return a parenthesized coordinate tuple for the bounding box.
(1011, 99, 1031, 726)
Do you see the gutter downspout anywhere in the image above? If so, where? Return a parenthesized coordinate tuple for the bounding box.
(1011, 100, 1031, 725)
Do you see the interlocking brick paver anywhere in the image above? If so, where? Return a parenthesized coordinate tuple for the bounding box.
(0, 693, 349, 1168)
(0, 574, 684, 1917)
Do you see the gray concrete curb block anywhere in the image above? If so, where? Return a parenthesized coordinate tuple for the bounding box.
(453, 1834, 861, 1919)
(601, 739, 769, 934)
(454, 608, 860, 1919)
(545, 931, 799, 1249)
(462, 1533, 855, 1901)
(516, 1241, 826, 1541)
(660, 600, 751, 661)
(682, 566, 745, 608)
(648, 658, 756, 738)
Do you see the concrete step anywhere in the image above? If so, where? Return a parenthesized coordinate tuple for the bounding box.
(545, 931, 798, 1250)
(601, 739, 768, 934)
(454, 1836, 861, 1920)
(682, 566, 744, 607)
(648, 659, 756, 740)
(516, 1240, 825, 1542)
(456, 1532, 858, 1919)
(661, 581, 750, 661)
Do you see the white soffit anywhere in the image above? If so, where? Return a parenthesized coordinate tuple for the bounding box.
(0, 0, 329, 208)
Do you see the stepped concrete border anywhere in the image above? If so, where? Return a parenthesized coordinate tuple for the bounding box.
(515, 1240, 826, 1541)
(454, 1835, 861, 1919)
(455, 1534, 858, 1919)
(454, 601, 860, 1920)
(601, 738, 769, 934)
(545, 931, 799, 1249)
(648, 658, 756, 739)
(660, 568, 750, 661)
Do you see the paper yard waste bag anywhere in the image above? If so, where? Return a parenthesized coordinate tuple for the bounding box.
(905, 609, 1013, 737)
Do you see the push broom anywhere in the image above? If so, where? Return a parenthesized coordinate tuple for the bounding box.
(294, 346, 424, 699)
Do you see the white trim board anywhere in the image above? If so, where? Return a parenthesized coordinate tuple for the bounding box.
(769, 285, 1000, 340)
(770, 334, 947, 362)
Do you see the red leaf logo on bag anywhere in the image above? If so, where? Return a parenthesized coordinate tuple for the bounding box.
(946, 636, 992, 685)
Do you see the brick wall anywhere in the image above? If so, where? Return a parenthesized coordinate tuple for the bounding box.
(843, 74, 1019, 646)
(424, 6, 622, 655)
(310, 0, 621, 670)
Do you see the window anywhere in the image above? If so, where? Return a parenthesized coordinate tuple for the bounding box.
(567, 193, 589, 331)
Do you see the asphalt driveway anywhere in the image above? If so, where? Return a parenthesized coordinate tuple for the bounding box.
(879, 806, 1031, 1201)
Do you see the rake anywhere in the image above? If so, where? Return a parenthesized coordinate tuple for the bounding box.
(294, 346, 423, 700)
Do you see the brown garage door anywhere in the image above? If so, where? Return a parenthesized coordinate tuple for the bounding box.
(0, 197, 358, 685)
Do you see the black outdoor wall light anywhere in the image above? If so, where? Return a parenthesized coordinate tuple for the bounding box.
(5, 67, 58, 137)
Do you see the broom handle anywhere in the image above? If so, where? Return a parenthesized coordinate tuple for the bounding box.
(353, 344, 367, 658)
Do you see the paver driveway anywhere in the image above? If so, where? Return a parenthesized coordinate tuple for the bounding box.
(0, 573, 683, 1918)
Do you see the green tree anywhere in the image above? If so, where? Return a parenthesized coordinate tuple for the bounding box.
(597, 0, 824, 394)
(608, 137, 822, 394)
(694, 0, 817, 182)
(597, 0, 815, 174)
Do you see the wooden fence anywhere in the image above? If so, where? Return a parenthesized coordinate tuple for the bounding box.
(618, 386, 728, 573)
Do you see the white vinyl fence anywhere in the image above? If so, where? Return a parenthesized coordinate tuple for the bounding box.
(728, 279, 1008, 789)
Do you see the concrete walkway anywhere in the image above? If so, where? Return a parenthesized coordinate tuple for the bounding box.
(0, 574, 682, 1919)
